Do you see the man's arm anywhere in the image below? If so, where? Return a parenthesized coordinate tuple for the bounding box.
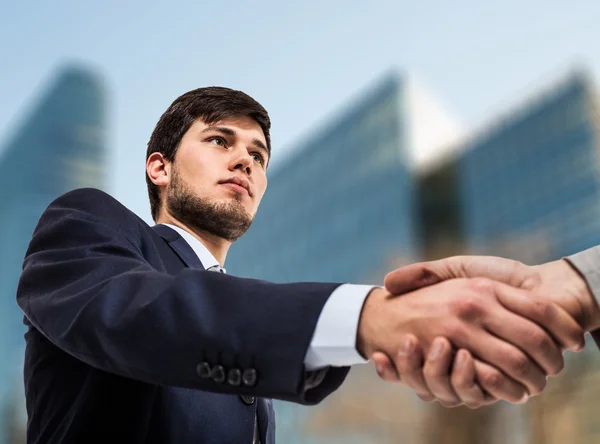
(17, 189, 347, 405)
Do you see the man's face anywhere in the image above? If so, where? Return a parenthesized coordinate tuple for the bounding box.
(164, 115, 269, 241)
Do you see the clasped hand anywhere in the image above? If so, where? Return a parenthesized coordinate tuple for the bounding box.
(356, 256, 600, 409)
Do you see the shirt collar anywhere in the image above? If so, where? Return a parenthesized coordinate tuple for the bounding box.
(160, 224, 225, 272)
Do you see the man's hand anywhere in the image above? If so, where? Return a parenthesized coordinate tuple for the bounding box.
(372, 335, 499, 409)
(356, 277, 583, 403)
(371, 256, 598, 408)
(384, 256, 600, 332)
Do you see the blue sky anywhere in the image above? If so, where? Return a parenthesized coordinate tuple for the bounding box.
(1, 0, 599, 220)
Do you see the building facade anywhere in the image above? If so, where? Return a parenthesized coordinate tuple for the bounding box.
(457, 71, 600, 264)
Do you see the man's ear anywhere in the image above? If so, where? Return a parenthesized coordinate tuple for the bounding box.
(146, 153, 171, 187)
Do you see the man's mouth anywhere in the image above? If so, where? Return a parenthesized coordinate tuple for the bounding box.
(220, 178, 250, 196)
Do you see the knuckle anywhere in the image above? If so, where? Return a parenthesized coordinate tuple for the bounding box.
(450, 296, 482, 319)
(521, 269, 542, 290)
(529, 378, 547, 396)
(509, 354, 532, 378)
(550, 354, 565, 376)
(529, 330, 553, 354)
(445, 323, 468, 343)
(469, 277, 495, 294)
(480, 369, 504, 390)
(531, 298, 553, 320)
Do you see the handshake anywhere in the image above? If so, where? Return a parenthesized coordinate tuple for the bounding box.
(356, 255, 600, 409)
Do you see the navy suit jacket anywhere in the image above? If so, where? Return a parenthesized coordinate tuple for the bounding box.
(16, 188, 350, 443)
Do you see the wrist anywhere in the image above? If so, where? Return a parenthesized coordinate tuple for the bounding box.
(356, 287, 387, 359)
(562, 259, 600, 331)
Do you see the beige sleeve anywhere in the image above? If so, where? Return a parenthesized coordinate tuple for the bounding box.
(564, 246, 600, 347)
(564, 246, 600, 308)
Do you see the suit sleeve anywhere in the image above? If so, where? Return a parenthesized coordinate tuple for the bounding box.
(564, 246, 600, 349)
(16, 190, 350, 405)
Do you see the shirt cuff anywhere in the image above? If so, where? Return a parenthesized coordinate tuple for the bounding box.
(304, 284, 375, 371)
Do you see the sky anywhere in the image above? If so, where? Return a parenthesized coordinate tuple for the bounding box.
(1, 0, 600, 220)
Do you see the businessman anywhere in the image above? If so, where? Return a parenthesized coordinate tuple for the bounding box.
(371, 253, 600, 409)
(16, 86, 583, 443)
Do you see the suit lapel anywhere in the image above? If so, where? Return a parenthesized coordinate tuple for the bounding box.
(152, 225, 204, 269)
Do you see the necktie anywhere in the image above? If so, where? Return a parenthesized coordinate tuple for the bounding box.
(206, 265, 261, 444)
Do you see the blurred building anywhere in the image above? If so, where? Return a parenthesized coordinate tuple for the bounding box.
(419, 70, 600, 266)
(0, 65, 107, 443)
(457, 70, 600, 264)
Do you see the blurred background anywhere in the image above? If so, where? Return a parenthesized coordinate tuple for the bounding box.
(2, 1, 600, 442)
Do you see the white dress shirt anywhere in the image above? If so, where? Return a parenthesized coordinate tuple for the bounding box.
(162, 224, 372, 371)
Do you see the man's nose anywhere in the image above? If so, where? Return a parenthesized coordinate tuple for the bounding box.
(230, 149, 253, 174)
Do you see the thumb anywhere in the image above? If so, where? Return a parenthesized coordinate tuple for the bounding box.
(384, 262, 444, 294)
(385, 256, 528, 295)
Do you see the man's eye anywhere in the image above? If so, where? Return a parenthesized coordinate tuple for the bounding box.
(209, 137, 226, 146)
(252, 152, 265, 165)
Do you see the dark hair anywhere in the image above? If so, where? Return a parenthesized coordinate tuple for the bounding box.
(145, 86, 271, 221)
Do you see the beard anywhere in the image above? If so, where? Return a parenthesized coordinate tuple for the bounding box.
(165, 167, 254, 242)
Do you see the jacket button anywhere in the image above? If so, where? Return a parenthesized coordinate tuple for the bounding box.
(240, 395, 256, 405)
(211, 365, 226, 383)
(227, 368, 242, 386)
(242, 368, 257, 387)
(196, 362, 211, 379)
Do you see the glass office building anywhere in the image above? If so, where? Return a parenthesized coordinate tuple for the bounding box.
(458, 70, 600, 265)
(228, 73, 423, 285)
(0, 65, 107, 443)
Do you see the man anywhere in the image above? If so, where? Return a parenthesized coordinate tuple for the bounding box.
(371, 253, 600, 409)
(16, 87, 582, 443)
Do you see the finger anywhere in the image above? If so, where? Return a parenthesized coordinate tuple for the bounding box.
(456, 324, 548, 397)
(422, 337, 461, 407)
(450, 350, 496, 409)
(486, 281, 567, 376)
(372, 352, 402, 383)
(393, 335, 435, 402)
(473, 360, 529, 404)
(384, 263, 443, 295)
(495, 283, 585, 353)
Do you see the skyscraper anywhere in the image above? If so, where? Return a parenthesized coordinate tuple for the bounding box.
(457, 70, 600, 264)
(0, 64, 108, 443)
